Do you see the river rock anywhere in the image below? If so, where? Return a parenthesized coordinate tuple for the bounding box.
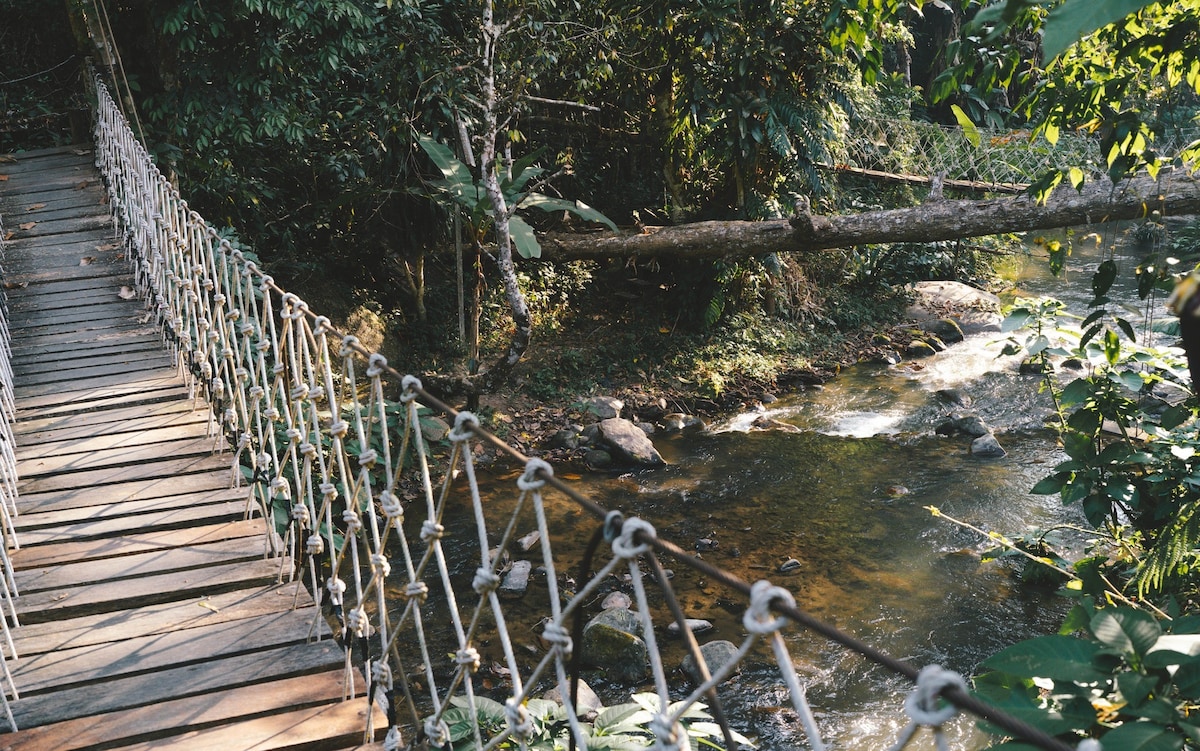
(543, 679, 603, 721)
(935, 389, 971, 409)
(582, 607, 649, 682)
(667, 619, 714, 637)
(906, 340, 938, 358)
(597, 417, 666, 467)
(584, 396, 624, 420)
(420, 415, 451, 443)
(907, 280, 1003, 335)
(936, 414, 991, 438)
(601, 591, 632, 610)
(919, 317, 965, 344)
(751, 415, 802, 433)
(970, 433, 1007, 458)
(660, 413, 705, 432)
(546, 428, 579, 450)
(580, 423, 601, 444)
(681, 640, 741, 684)
(499, 560, 532, 598)
(584, 449, 613, 469)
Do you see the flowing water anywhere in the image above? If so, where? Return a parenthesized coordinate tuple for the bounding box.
(394, 224, 1174, 749)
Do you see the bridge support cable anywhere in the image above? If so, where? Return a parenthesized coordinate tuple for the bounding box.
(87, 65, 1093, 751)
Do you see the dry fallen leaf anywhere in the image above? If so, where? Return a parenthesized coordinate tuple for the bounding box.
(3, 281, 27, 290)
(197, 599, 221, 613)
(2, 231, 13, 242)
(71, 149, 90, 156)
(18, 222, 35, 231)
(117, 286, 137, 300)
(74, 180, 89, 190)
(97, 242, 120, 252)
(137, 312, 153, 324)
(25, 203, 46, 212)
(0, 155, 16, 164)
(0, 174, 8, 182)
(79, 256, 94, 266)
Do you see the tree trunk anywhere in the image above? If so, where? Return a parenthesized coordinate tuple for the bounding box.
(538, 172, 1200, 261)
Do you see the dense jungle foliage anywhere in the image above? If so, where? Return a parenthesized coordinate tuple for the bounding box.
(9, 0, 1200, 747)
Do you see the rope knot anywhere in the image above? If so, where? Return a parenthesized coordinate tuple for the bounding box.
(329, 420, 349, 438)
(285, 428, 302, 444)
(612, 517, 655, 559)
(339, 335, 360, 358)
(504, 698, 534, 739)
(290, 383, 309, 400)
(290, 502, 309, 525)
(400, 375, 423, 403)
(518, 458, 553, 491)
(379, 491, 404, 520)
(443, 412, 479, 444)
(347, 606, 372, 637)
(358, 449, 378, 468)
(299, 442, 317, 459)
(649, 714, 685, 751)
(886, 665, 969, 751)
(319, 482, 338, 500)
(372, 660, 394, 691)
(326, 577, 346, 604)
(421, 520, 445, 543)
(542, 622, 573, 656)
(455, 647, 481, 671)
(370, 553, 391, 578)
(342, 508, 363, 534)
(305, 534, 324, 556)
(423, 717, 450, 748)
(272, 477, 291, 499)
(313, 316, 331, 335)
(367, 353, 388, 377)
(405, 581, 429, 601)
(904, 665, 966, 727)
(743, 580, 794, 635)
(473, 567, 500, 594)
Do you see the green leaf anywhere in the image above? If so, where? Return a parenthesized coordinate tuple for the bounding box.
(417, 135, 474, 188)
(1001, 308, 1032, 333)
(1091, 608, 1162, 658)
(1030, 473, 1069, 495)
(1118, 671, 1159, 706)
(1096, 720, 1183, 751)
(981, 635, 1108, 682)
(521, 193, 618, 231)
(508, 215, 541, 259)
(1042, 0, 1160, 62)
(951, 104, 981, 148)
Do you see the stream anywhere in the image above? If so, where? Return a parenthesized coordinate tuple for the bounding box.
(394, 223, 1175, 749)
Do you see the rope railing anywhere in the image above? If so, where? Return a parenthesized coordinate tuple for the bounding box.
(85, 67, 1090, 751)
(0, 195, 25, 732)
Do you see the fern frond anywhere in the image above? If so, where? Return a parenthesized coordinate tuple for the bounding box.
(1136, 501, 1200, 596)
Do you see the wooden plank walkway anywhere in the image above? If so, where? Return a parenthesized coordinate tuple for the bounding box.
(0, 146, 382, 749)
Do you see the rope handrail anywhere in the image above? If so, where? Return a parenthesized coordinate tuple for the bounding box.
(83, 64, 1086, 751)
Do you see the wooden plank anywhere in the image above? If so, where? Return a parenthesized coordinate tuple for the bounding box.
(0, 670, 350, 751)
(13, 401, 205, 443)
(14, 557, 287, 624)
(13, 385, 192, 422)
(8, 640, 345, 729)
(14, 367, 182, 406)
(12, 342, 165, 374)
(17, 435, 217, 478)
(13, 583, 305, 657)
(13, 607, 329, 695)
(14, 515, 259, 566)
(16, 422, 213, 461)
(17, 452, 230, 496)
(112, 699, 382, 751)
(13, 356, 173, 388)
(9, 334, 162, 362)
(10, 317, 152, 347)
(14, 492, 248, 540)
(15, 535, 268, 594)
(9, 325, 157, 355)
(15, 472, 234, 515)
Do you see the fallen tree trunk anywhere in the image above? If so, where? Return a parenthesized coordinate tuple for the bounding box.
(539, 171, 1200, 261)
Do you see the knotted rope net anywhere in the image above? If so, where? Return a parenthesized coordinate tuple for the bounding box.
(84, 67, 1090, 751)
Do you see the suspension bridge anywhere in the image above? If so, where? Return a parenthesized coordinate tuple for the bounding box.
(0, 75, 1098, 751)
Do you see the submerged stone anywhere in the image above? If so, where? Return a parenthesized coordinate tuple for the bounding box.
(597, 417, 666, 467)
